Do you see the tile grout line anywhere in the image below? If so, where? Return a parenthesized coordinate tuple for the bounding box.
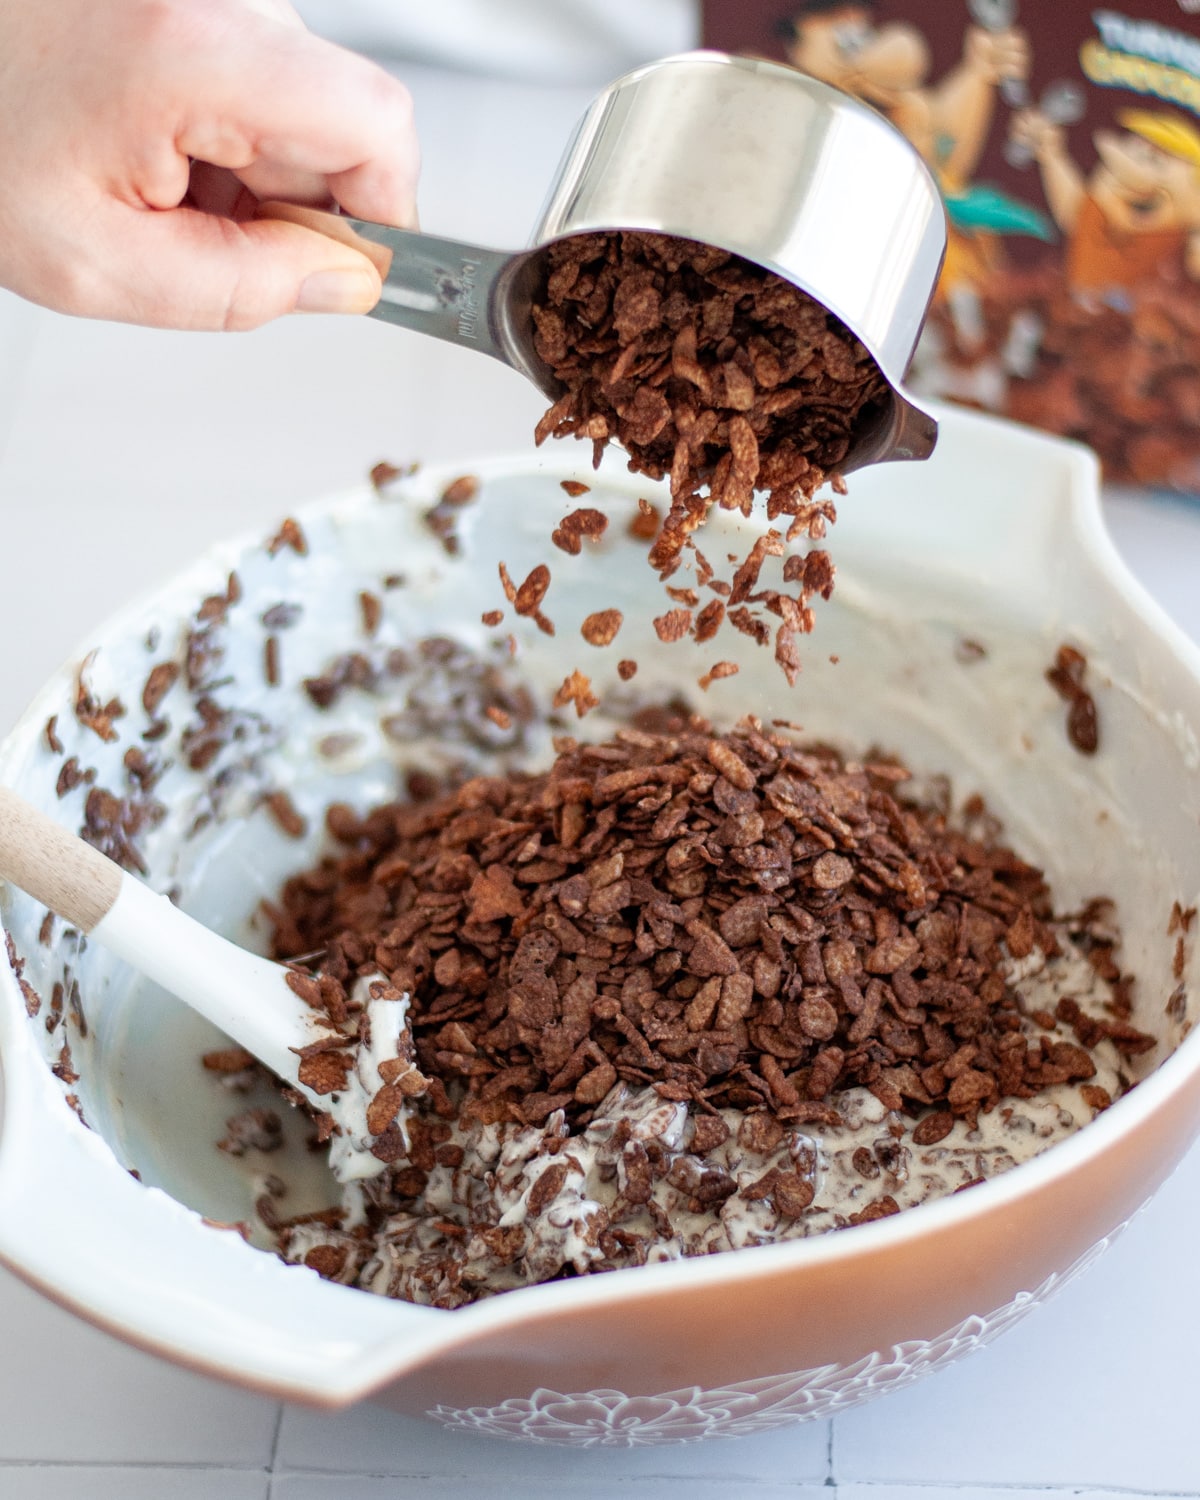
(835, 1482, 1200, 1497)
(254, 1464, 863, 1487)
(266, 1400, 287, 1496)
(267, 1402, 286, 1477)
(0, 1458, 1191, 1495)
(0, 1460, 270, 1472)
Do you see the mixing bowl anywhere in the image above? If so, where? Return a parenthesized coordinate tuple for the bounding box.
(1, 405, 1198, 1446)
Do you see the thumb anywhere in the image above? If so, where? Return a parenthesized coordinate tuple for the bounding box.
(96, 205, 383, 331)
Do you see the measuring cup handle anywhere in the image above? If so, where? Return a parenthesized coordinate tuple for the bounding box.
(255, 201, 394, 279)
(256, 202, 512, 363)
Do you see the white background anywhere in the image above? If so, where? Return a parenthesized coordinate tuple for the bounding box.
(2, 55, 1200, 1500)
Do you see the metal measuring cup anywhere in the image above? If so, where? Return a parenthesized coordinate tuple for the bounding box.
(267, 52, 947, 474)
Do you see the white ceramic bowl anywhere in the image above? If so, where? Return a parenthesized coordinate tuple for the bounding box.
(2, 406, 1199, 1447)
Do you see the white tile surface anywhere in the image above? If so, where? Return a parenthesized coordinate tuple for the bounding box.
(271, 1481, 822, 1500)
(0, 1264, 278, 1465)
(1104, 487, 1200, 643)
(832, 1133, 1200, 1493)
(0, 1470, 269, 1500)
(837, 1490, 1199, 1500)
(275, 1401, 830, 1480)
(4, 52, 1200, 1500)
(0, 291, 38, 471)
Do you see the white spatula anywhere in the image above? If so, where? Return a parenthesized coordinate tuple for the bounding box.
(0, 785, 407, 1180)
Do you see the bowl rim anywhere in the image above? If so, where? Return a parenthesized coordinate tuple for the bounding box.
(2, 402, 1200, 1403)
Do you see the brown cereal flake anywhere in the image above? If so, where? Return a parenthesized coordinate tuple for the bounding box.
(264, 791, 307, 839)
(203, 1046, 258, 1074)
(552, 508, 608, 556)
(698, 661, 738, 691)
(693, 599, 725, 644)
(267, 518, 308, 557)
(218, 1107, 283, 1157)
(304, 1244, 349, 1278)
(553, 670, 599, 719)
(56, 758, 90, 799)
(359, 592, 383, 638)
(653, 608, 692, 643)
(424, 475, 479, 555)
(581, 610, 623, 648)
(262, 602, 303, 630)
(848, 1195, 900, 1226)
(369, 461, 402, 491)
(80, 783, 164, 874)
(912, 1110, 955, 1146)
(440, 475, 480, 508)
(75, 655, 125, 743)
(142, 662, 180, 717)
(297, 1050, 354, 1095)
(628, 499, 661, 542)
(1046, 644, 1099, 756)
(527, 1160, 571, 1217)
(514, 565, 551, 617)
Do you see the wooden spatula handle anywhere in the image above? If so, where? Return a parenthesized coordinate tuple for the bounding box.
(0, 786, 121, 933)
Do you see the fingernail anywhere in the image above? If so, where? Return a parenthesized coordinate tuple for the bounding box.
(295, 268, 377, 315)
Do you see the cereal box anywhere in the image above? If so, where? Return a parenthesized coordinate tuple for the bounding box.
(702, 1, 1200, 489)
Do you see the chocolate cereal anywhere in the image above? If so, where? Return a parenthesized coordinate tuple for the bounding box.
(249, 716, 1150, 1306)
(530, 231, 889, 678)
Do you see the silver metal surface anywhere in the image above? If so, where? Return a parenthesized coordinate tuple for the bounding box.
(352, 226, 552, 396)
(350, 51, 948, 473)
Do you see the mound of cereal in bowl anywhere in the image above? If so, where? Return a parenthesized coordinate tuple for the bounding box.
(246, 718, 1151, 1307)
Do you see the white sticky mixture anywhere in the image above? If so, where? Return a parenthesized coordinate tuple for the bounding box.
(279, 935, 1127, 1306)
(325, 975, 413, 1183)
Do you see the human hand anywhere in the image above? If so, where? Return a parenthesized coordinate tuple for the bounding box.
(963, 24, 1031, 88)
(1009, 107, 1067, 163)
(0, 0, 419, 329)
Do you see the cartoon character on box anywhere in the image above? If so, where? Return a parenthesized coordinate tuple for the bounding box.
(776, 0, 1052, 289)
(1008, 107, 1200, 294)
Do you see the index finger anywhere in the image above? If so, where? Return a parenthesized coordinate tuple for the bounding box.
(159, 8, 420, 227)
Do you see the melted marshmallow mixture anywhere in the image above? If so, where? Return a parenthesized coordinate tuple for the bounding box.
(278, 940, 1125, 1308)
